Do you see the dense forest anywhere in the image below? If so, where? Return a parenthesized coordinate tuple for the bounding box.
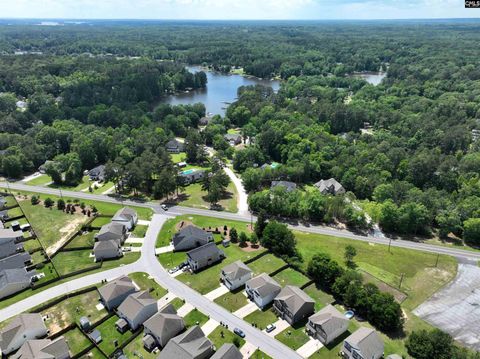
(1, 20, 480, 243)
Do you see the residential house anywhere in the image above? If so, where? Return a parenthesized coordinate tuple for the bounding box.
(199, 117, 210, 126)
(341, 327, 384, 359)
(221, 261, 252, 291)
(12, 337, 70, 359)
(0, 252, 32, 270)
(93, 239, 122, 262)
(0, 240, 22, 260)
(172, 225, 214, 251)
(15, 100, 27, 111)
(0, 228, 23, 243)
(186, 243, 225, 272)
(143, 303, 185, 350)
(0, 210, 8, 222)
(245, 273, 282, 309)
(210, 344, 242, 359)
(158, 325, 214, 359)
(88, 165, 106, 182)
(273, 285, 315, 325)
(111, 207, 138, 230)
(166, 139, 185, 153)
(306, 304, 350, 345)
(98, 275, 137, 311)
(271, 181, 297, 192)
(117, 291, 157, 330)
(95, 222, 127, 243)
(0, 313, 48, 355)
(314, 178, 346, 196)
(224, 134, 242, 146)
(180, 170, 206, 185)
(38, 160, 55, 174)
(0, 268, 34, 300)
(0, 197, 6, 210)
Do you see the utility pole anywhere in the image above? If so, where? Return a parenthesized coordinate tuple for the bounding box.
(388, 238, 392, 253)
(435, 253, 440, 267)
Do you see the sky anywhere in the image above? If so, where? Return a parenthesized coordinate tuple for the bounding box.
(0, 0, 478, 20)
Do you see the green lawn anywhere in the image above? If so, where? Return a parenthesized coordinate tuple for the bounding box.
(294, 231, 457, 310)
(272, 267, 310, 288)
(63, 328, 92, 356)
(183, 308, 209, 327)
(91, 182, 115, 194)
(90, 216, 112, 227)
(178, 181, 238, 213)
(302, 283, 335, 311)
(26, 174, 53, 186)
(65, 230, 97, 249)
(40, 290, 106, 331)
(78, 348, 105, 359)
(131, 224, 148, 238)
(97, 315, 134, 355)
(23, 238, 43, 252)
(275, 322, 310, 350)
(1, 194, 17, 207)
(250, 350, 273, 359)
(48, 176, 90, 191)
(177, 244, 265, 294)
(170, 297, 186, 310)
(247, 253, 287, 277)
(128, 272, 168, 299)
(122, 333, 156, 359)
(158, 251, 187, 269)
(18, 199, 89, 251)
(244, 307, 278, 330)
(7, 206, 23, 218)
(170, 152, 187, 163)
(208, 326, 245, 351)
(214, 290, 248, 312)
(52, 250, 96, 275)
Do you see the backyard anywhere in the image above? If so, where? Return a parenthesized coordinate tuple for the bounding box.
(128, 272, 168, 299)
(97, 315, 135, 355)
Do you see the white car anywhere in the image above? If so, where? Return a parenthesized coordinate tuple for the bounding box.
(168, 267, 178, 274)
(265, 324, 276, 333)
(161, 204, 168, 211)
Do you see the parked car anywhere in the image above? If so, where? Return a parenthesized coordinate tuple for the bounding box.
(234, 328, 245, 338)
(161, 204, 168, 211)
(168, 267, 178, 274)
(265, 324, 276, 333)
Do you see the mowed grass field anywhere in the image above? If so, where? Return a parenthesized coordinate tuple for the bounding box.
(179, 181, 238, 213)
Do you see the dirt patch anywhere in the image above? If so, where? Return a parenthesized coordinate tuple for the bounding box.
(46, 216, 86, 255)
(361, 270, 408, 303)
(240, 242, 264, 252)
(424, 267, 452, 282)
(175, 220, 194, 231)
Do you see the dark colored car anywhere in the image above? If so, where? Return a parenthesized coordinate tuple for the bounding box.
(234, 328, 245, 338)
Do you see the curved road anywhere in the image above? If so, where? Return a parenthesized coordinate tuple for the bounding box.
(2, 181, 480, 261)
(0, 213, 302, 359)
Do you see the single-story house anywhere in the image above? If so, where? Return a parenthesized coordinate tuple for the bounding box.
(0, 240, 23, 260)
(111, 207, 138, 230)
(180, 170, 206, 185)
(12, 337, 70, 359)
(271, 181, 297, 192)
(38, 160, 55, 174)
(143, 303, 185, 349)
(117, 291, 158, 330)
(158, 325, 214, 359)
(88, 165, 106, 182)
(245, 273, 282, 309)
(0, 228, 24, 243)
(166, 139, 185, 153)
(221, 261, 252, 291)
(98, 275, 137, 311)
(210, 343, 243, 359)
(314, 178, 346, 196)
(306, 304, 350, 345)
(93, 239, 122, 262)
(0, 313, 48, 355)
(0, 252, 32, 271)
(224, 134, 242, 146)
(273, 285, 315, 325)
(0, 268, 35, 300)
(186, 243, 225, 273)
(342, 327, 384, 359)
(95, 222, 127, 243)
(172, 225, 214, 252)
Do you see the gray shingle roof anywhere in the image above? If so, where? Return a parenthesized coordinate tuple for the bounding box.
(308, 304, 349, 337)
(346, 327, 384, 359)
(271, 181, 297, 192)
(0, 314, 46, 353)
(0, 268, 33, 291)
(94, 238, 120, 252)
(0, 241, 22, 260)
(173, 225, 212, 248)
(144, 304, 185, 347)
(98, 276, 136, 302)
(211, 343, 243, 359)
(118, 291, 156, 321)
(158, 326, 213, 359)
(275, 285, 315, 315)
(0, 228, 23, 242)
(0, 252, 31, 271)
(246, 273, 281, 297)
(187, 242, 223, 262)
(222, 261, 252, 282)
(96, 222, 125, 239)
(12, 337, 70, 359)
(112, 207, 137, 222)
(314, 178, 345, 194)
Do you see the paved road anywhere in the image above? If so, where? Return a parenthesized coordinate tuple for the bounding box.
(3, 181, 480, 262)
(0, 213, 301, 359)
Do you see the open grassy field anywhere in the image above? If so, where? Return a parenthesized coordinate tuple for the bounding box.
(272, 267, 310, 288)
(294, 231, 457, 310)
(214, 290, 248, 312)
(25, 174, 52, 186)
(208, 326, 245, 351)
(40, 290, 106, 332)
(128, 272, 168, 299)
(178, 181, 238, 213)
(48, 176, 90, 191)
(63, 327, 92, 356)
(18, 199, 89, 251)
(122, 333, 156, 359)
(247, 253, 287, 276)
(170, 152, 187, 163)
(97, 315, 134, 355)
(52, 250, 96, 275)
(183, 308, 209, 327)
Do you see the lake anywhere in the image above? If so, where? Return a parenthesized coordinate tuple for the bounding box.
(162, 65, 281, 116)
(351, 71, 387, 86)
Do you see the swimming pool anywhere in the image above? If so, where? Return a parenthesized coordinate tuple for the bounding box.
(182, 169, 195, 175)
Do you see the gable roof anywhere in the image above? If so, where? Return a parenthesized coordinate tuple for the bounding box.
(0, 241, 22, 260)
(0, 252, 31, 271)
(118, 290, 156, 320)
(88, 165, 105, 176)
(211, 343, 243, 359)
(271, 181, 297, 192)
(187, 242, 223, 262)
(275, 285, 315, 315)
(97, 222, 126, 238)
(308, 304, 349, 335)
(94, 239, 120, 252)
(12, 337, 69, 359)
(158, 326, 213, 359)
(144, 304, 185, 345)
(345, 327, 384, 359)
(0, 228, 23, 241)
(173, 225, 212, 248)
(0, 268, 33, 291)
(0, 314, 46, 352)
(222, 261, 252, 281)
(314, 178, 344, 194)
(166, 139, 184, 149)
(112, 207, 137, 222)
(246, 273, 281, 297)
(98, 276, 136, 302)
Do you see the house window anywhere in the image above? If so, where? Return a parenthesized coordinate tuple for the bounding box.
(344, 342, 352, 353)
(352, 350, 363, 359)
